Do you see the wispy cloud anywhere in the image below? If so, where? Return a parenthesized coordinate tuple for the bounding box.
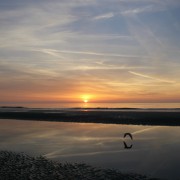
(39, 48, 150, 59)
(129, 71, 176, 84)
(121, 5, 155, 16)
(93, 12, 114, 20)
(0, 0, 180, 103)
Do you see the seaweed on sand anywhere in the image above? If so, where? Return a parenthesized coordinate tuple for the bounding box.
(0, 151, 162, 180)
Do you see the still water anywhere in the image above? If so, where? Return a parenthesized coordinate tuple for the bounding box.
(0, 119, 180, 179)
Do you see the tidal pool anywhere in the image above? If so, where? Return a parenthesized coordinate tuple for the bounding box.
(0, 119, 180, 179)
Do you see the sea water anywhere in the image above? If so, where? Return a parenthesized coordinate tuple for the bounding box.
(1, 102, 180, 109)
(0, 119, 180, 179)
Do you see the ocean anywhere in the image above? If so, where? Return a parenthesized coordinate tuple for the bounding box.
(1, 102, 180, 109)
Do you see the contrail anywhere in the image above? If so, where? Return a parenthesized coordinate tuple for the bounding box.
(38, 48, 151, 59)
(129, 71, 175, 84)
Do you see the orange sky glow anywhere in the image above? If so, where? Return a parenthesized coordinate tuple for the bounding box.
(0, 1, 180, 107)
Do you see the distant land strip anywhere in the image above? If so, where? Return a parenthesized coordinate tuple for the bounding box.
(0, 110, 180, 126)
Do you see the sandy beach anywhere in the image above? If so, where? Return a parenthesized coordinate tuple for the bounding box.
(0, 108, 180, 126)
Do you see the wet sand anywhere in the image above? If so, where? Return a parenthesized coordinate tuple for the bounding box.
(0, 109, 180, 126)
(0, 151, 161, 180)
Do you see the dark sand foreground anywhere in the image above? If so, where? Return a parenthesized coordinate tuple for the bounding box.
(0, 151, 161, 180)
(0, 108, 180, 126)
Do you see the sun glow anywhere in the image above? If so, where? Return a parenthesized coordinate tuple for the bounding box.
(81, 95, 91, 103)
(83, 99, 88, 103)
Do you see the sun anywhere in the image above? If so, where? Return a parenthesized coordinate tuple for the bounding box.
(81, 95, 91, 103)
(83, 99, 88, 103)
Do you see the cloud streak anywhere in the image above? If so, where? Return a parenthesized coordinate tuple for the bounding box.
(0, 0, 180, 104)
(39, 48, 151, 59)
(129, 71, 176, 84)
(93, 12, 114, 20)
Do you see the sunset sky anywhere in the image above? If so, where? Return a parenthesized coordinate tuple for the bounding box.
(0, 0, 180, 105)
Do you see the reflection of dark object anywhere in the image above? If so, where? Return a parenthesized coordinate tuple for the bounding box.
(123, 133, 133, 149)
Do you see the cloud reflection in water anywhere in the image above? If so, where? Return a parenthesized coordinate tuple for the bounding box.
(0, 119, 180, 179)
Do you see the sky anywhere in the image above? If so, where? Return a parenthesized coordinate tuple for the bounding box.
(0, 0, 180, 105)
